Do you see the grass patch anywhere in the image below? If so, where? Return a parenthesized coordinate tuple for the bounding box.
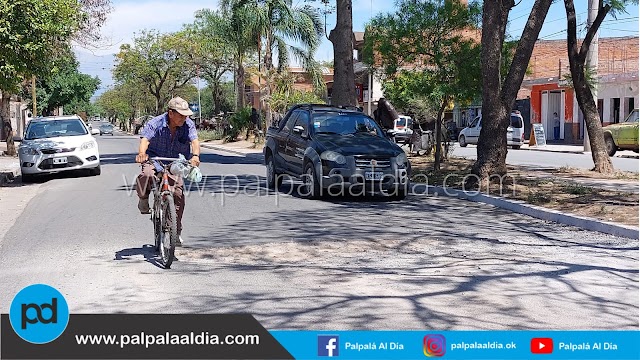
(527, 192, 553, 204)
(408, 155, 638, 227)
(198, 130, 224, 142)
(563, 183, 594, 195)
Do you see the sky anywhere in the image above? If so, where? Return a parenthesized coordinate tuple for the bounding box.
(76, 0, 639, 98)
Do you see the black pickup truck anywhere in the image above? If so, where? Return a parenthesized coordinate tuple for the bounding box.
(263, 104, 410, 199)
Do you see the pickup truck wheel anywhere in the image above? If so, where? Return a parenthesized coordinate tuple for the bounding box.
(302, 163, 321, 199)
(605, 135, 617, 156)
(266, 156, 282, 189)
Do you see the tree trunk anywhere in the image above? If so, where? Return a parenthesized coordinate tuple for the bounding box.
(329, 0, 357, 107)
(236, 60, 246, 110)
(1, 91, 16, 156)
(263, 35, 273, 131)
(434, 100, 447, 171)
(564, 0, 614, 173)
(472, 0, 552, 183)
(213, 83, 221, 116)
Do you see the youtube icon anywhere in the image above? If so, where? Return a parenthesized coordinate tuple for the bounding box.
(531, 338, 554, 354)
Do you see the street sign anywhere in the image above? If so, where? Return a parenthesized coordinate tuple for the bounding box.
(189, 103, 200, 112)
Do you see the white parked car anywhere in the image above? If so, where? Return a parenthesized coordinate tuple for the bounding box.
(19, 115, 101, 182)
(458, 111, 525, 149)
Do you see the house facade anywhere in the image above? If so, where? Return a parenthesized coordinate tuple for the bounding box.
(523, 36, 639, 143)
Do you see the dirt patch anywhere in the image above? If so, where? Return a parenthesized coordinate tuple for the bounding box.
(410, 156, 639, 228)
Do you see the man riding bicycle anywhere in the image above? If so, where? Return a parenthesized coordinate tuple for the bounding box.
(135, 97, 201, 246)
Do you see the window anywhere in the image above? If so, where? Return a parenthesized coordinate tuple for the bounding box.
(282, 112, 299, 133)
(312, 112, 383, 137)
(625, 109, 638, 123)
(26, 119, 88, 140)
(292, 111, 310, 137)
(469, 116, 480, 128)
(510, 115, 523, 128)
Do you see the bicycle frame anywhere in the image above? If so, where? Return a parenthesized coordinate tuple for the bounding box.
(148, 156, 187, 269)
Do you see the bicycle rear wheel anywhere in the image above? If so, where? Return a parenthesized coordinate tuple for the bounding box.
(159, 195, 178, 269)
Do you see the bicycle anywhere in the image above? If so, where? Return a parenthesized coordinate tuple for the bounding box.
(147, 156, 192, 269)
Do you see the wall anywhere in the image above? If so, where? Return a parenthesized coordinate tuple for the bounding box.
(598, 80, 639, 124)
(531, 83, 575, 142)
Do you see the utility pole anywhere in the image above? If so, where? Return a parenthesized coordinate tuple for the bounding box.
(197, 64, 202, 122)
(584, 0, 599, 152)
(31, 76, 37, 117)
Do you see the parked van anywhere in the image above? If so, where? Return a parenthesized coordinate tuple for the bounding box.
(458, 111, 524, 149)
(393, 115, 413, 143)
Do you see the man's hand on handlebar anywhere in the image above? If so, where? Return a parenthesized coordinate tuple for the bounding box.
(136, 153, 149, 163)
(189, 155, 200, 168)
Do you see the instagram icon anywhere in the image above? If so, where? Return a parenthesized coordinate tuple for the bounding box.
(423, 334, 446, 357)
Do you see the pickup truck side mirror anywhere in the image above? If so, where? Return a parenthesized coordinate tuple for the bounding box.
(292, 125, 309, 139)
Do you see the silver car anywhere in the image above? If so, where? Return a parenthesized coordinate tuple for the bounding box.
(19, 116, 101, 182)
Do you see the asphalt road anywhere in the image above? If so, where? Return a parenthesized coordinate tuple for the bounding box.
(452, 146, 639, 173)
(0, 133, 637, 330)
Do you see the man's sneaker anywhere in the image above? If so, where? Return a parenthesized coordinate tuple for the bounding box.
(138, 198, 150, 214)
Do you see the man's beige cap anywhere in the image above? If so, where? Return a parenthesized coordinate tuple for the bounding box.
(168, 97, 194, 116)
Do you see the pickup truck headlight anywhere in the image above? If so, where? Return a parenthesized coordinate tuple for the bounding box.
(321, 151, 346, 165)
(19, 147, 39, 156)
(395, 153, 408, 166)
(81, 141, 96, 150)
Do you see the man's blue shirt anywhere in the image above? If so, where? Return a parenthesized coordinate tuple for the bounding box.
(140, 113, 198, 171)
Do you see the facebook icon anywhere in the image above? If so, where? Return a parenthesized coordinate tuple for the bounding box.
(318, 335, 339, 357)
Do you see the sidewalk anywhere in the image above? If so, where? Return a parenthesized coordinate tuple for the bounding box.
(520, 143, 639, 158)
(0, 142, 20, 186)
(200, 140, 264, 156)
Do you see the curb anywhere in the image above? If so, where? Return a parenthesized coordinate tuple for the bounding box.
(519, 147, 584, 155)
(410, 183, 639, 240)
(519, 146, 639, 159)
(0, 167, 20, 186)
(201, 143, 263, 157)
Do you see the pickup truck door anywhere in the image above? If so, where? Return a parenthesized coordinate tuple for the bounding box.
(620, 110, 638, 147)
(275, 112, 299, 171)
(286, 110, 310, 175)
(468, 116, 481, 144)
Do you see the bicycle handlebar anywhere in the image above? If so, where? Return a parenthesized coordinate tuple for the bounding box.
(149, 157, 186, 162)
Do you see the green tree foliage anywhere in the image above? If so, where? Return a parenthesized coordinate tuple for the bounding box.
(365, 0, 482, 169)
(113, 30, 197, 113)
(0, 0, 82, 155)
(189, 11, 236, 115)
(22, 53, 100, 116)
(200, 83, 235, 118)
(221, 0, 325, 127)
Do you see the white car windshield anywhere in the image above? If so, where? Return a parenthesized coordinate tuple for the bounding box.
(25, 119, 88, 140)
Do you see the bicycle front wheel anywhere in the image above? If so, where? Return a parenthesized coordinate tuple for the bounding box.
(159, 195, 178, 269)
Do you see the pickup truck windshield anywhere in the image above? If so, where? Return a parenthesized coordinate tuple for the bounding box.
(312, 112, 383, 137)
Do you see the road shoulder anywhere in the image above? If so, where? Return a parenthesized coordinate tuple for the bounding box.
(0, 182, 41, 244)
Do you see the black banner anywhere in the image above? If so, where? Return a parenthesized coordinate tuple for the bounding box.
(1, 314, 293, 360)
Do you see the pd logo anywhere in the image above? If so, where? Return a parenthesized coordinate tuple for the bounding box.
(318, 335, 339, 357)
(531, 338, 553, 354)
(423, 334, 446, 357)
(9, 284, 70, 344)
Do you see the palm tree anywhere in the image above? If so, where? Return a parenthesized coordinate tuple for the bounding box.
(221, 0, 324, 124)
(195, 9, 257, 111)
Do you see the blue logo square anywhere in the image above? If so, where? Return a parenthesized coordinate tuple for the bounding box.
(318, 335, 340, 357)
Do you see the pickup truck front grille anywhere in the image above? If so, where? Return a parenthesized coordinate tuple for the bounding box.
(355, 157, 392, 169)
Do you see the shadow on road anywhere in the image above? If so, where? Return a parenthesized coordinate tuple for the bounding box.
(114, 244, 166, 269)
